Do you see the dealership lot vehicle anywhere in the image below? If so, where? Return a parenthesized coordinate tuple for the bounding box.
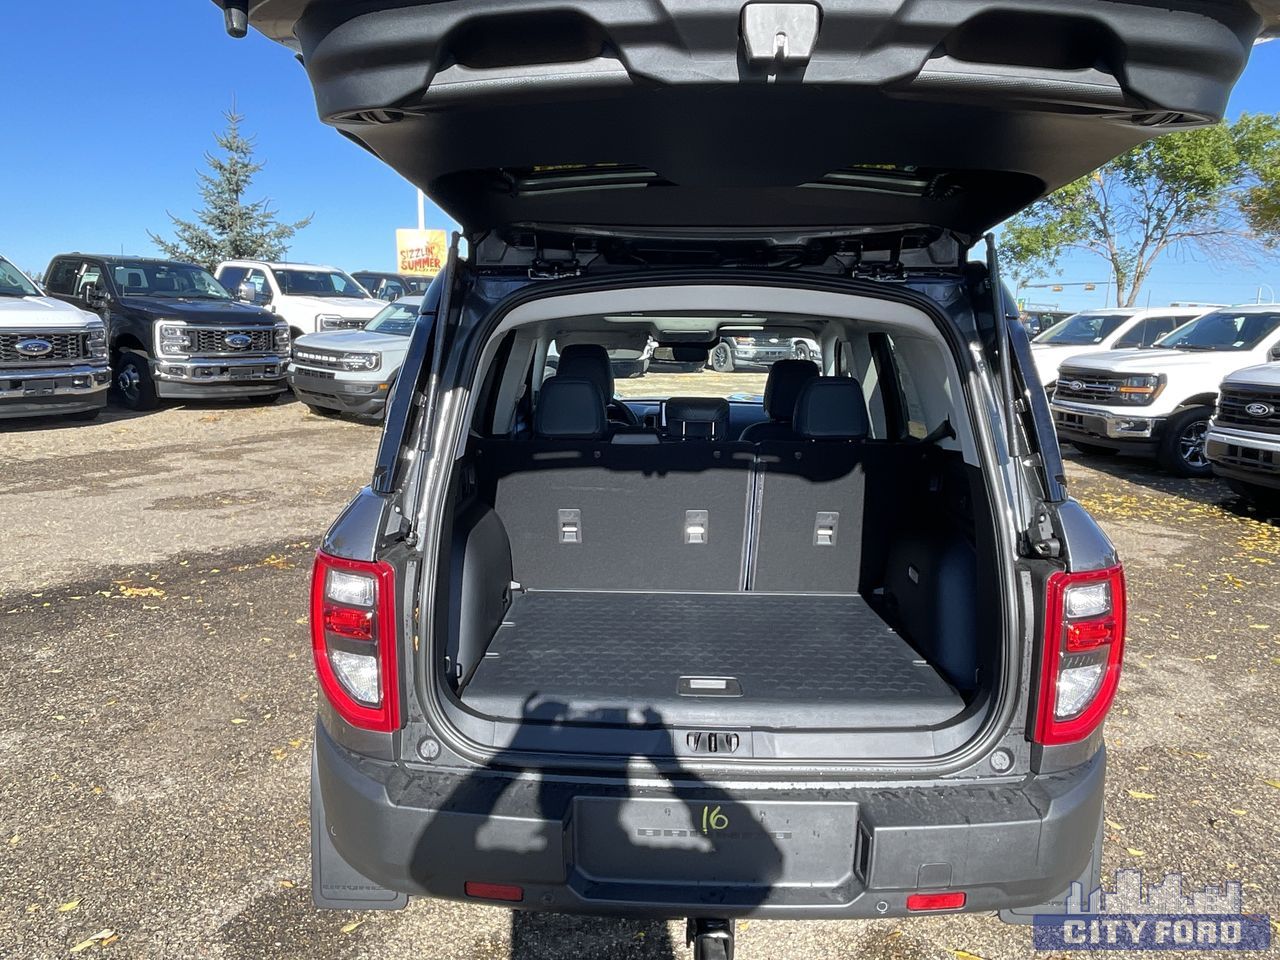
(0, 254, 109, 420)
(216, 260, 385, 339)
(1207, 360, 1280, 510)
(290, 296, 422, 418)
(352, 270, 432, 301)
(707, 332, 820, 371)
(1052, 306, 1280, 477)
(1030, 306, 1208, 391)
(43, 254, 288, 411)
(213, 0, 1274, 954)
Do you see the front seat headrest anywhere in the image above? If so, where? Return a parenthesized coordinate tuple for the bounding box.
(556, 344, 614, 401)
(535, 378, 608, 440)
(762, 358, 820, 421)
(665, 397, 730, 440)
(793, 378, 870, 440)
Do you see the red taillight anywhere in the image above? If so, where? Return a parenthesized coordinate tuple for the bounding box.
(310, 551, 400, 733)
(464, 881, 524, 902)
(906, 891, 967, 911)
(1034, 565, 1126, 746)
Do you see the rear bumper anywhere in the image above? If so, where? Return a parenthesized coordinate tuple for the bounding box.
(314, 725, 1105, 919)
(1206, 426, 1280, 491)
(290, 368, 391, 416)
(153, 356, 288, 399)
(0, 364, 111, 418)
(1051, 400, 1164, 453)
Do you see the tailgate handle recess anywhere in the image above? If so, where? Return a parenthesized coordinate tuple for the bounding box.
(741, 3, 821, 65)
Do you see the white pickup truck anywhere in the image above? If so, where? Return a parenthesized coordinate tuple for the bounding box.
(1050, 305, 1280, 476)
(0, 255, 111, 421)
(1206, 361, 1280, 510)
(1030, 306, 1208, 390)
(215, 260, 385, 340)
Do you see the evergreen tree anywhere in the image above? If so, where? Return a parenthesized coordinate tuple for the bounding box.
(150, 109, 311, 270)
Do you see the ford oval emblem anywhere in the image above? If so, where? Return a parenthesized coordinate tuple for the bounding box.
(225, 333, 252, 350)
(1068, 380, 1086, 392)
(15, 338, 54, 358)
(1245, 401, 1275, 418)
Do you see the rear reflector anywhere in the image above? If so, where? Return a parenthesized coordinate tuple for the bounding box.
(1035, 565, 1126, 746)
(310, 551, 400, 733)
(464, 881, 524, 902)
(906, 891, 967, 911)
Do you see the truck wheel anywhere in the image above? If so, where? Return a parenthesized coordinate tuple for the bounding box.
(1157, 406, 1214, 478)
(709, 342, 735, 372)
(1069, 441, 1117, 457)
(114, 350, 159, 411)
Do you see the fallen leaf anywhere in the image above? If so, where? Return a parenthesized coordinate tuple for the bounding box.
(1263, 779, 1280, 790)
(953, 951, 988, 960)
(279, 879, 295, 889)
(1127, 848, 1146, 857)
(1126, 790, 1157, 800)
(1105, 819, 1124, 831)
(58, 900, 80, 913)
(1229, 809, 1248, 816)
(340, 920, 364, 934)
(230, 718, 248, 725)
(69, 929, 115, 954)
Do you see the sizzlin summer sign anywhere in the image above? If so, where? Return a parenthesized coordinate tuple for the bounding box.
(395, 229, 447, 278)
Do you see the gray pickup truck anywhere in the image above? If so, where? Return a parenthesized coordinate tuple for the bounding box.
(214, 1, 1271, 956)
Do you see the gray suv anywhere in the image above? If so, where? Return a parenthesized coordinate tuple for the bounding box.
(214, 0, 1269, 955)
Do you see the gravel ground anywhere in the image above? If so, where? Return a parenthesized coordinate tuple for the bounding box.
(1, 397, 1277, 959)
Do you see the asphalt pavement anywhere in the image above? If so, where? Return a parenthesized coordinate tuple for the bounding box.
(1, 396, 1276, 959)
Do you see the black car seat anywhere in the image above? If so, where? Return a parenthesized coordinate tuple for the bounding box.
(739, 358, 820, 442)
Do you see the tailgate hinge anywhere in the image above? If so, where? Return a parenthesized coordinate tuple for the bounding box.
(1024, 503, 1062, 559)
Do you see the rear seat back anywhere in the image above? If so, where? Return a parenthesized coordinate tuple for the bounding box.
(751, 378, 876, 594)
(479, 384, 754, 590)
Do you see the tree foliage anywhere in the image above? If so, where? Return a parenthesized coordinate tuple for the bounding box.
(1000, 114, 1280, 306)
(149, 109, 311, 271)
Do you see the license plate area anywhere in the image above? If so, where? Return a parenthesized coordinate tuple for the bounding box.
(572, 797, 857, 888)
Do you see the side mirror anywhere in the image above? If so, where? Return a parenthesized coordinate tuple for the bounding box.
(1269, 345, 1280, 363)
(82, 282, 105, 306)
(237, 282, 264, 304)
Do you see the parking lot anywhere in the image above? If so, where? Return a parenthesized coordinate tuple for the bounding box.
(2, 394, 1278, 960)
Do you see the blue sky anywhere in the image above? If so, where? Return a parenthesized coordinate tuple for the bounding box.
(1, 3, 1277, 311)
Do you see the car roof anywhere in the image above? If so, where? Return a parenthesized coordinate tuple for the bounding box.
(221, 260, 346, 272)
(63, 253, 203, 268)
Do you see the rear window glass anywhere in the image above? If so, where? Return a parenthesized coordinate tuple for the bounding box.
(544, 335, 820, 401)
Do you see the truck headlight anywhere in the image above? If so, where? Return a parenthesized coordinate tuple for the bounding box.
(274, 323, 291, 354)
(317, 314, 343, 330)
(1115, 374, 1164, 406)
(87, 326, 108, 359)
(156, 322, 189, 357)
(343, 352, 380, 371)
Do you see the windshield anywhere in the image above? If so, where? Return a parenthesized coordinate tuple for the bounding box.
(275, 268, 368, 298)
(113, 261, 230, 299)
(0, 257, 41, 297)
(1032, 312, 1131, 346)
(364, 301, 420, 336)
(1156, 311, 1280, 351)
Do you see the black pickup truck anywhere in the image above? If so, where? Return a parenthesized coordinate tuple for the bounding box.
(43, 254, 290, 410)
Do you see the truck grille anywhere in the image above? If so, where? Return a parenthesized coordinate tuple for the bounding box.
(1217, 387, 1280, 435)
(188, 328, 276, 356)
(0, 332, 90, 365)
(291, 348, 347, 370)
(1053, 369, 1126, 404)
